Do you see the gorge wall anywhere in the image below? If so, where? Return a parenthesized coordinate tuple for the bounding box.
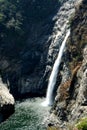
(0, 0, 87, 127)
(0, 0, 61, 98)
(0, 0, 76, 98)
(48, 0, 87, 129)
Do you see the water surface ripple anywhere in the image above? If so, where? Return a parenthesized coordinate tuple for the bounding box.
(0, 98, 50, 130)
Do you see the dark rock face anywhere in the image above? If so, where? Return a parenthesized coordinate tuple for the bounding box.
(0, 0, 61, 98)
(0, 104, 14, 122)
(0, 0, 76, 98)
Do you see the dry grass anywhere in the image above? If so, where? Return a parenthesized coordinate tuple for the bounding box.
(59, 62, 82, 102)
(47, 126, 59, 130)
(72, 62, 82, 76)
(59, 80, 71, 102)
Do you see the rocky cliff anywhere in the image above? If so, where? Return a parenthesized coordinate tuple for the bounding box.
(0, 0, 87, 128)
(47, 0, 87, 129)
(0, 0, 78, 124)
(0, 0, 77, 98)
(0, 0, 62, 98)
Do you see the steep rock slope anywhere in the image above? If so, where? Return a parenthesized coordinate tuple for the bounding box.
(48, 0, 87, 129)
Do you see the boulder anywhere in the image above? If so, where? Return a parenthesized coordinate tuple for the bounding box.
(0, 78, 15, 122)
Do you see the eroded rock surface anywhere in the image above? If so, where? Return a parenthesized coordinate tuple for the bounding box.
(47, 0, 87, 129)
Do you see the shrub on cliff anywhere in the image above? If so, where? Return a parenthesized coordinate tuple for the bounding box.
(75, 118, 87, 130)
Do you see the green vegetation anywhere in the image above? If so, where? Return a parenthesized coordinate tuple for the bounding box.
(66, 118, 87, 130)
(0, 0, 61, 59)
(75, 118, 87, 130)
(0, 0, 25, 56)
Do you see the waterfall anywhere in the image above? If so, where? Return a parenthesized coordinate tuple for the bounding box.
(42, 30, 70, 106)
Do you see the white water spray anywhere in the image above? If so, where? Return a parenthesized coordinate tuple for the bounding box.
(42, 30, 70, 106)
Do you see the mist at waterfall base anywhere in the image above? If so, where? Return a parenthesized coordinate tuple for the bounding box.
(42, 30, 70, 106)
(0, 98, 49, 130)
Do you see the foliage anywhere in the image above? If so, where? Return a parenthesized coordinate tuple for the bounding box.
(0, 0, 61, 59)
(75, 118, 87, 130)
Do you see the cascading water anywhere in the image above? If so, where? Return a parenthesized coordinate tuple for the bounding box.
(42, 29, 70, 106)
